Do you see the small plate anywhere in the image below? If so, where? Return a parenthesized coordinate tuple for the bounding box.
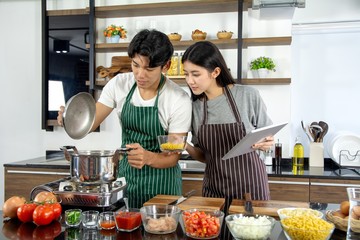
(63, 92, 96, 139)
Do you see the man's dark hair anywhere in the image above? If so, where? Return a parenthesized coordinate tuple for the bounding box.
(128, 29, 174, 68)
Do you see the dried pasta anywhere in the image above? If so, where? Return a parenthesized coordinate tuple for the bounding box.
(160, 142, 185, 151)
(281, 215, 334, 240)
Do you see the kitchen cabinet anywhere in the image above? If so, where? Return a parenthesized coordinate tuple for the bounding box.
(268, 176, 310, 202)
(4, 167, 69, 200)
(182, 173, 204, 197)
(310, 178, 360, 204)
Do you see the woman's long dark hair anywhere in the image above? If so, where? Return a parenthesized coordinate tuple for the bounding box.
(182, 41, 235, 101)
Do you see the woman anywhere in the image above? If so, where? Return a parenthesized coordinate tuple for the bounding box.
(182, 41, 274, 237)
(58, 29, 192, 208)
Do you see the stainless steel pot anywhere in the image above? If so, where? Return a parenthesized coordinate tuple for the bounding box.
(61, 146, 121, 184)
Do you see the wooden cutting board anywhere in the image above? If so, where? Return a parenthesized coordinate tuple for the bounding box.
(229, 199, 309, 217)
(143, 195, 225, 211)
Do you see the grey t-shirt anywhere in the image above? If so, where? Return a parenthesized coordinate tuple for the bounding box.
(191, 84, 273, 145)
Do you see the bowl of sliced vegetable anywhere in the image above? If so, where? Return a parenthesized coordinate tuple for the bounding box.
(65, 209, 82, 227)
(225, 214, 275, 240)
(180, 208, 224, 239)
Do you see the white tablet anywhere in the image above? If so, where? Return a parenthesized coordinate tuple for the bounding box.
(222, 122, 288, 160)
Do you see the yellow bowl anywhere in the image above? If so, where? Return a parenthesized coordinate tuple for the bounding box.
(191, 32, 207, 41)
(167, 33, 182, 41)
(217, 31, 233, 39)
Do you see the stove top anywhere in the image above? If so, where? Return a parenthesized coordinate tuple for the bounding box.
(30, 177, 127, 208)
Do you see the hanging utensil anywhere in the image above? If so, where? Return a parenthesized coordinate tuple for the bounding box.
(301, 120, 313, 142)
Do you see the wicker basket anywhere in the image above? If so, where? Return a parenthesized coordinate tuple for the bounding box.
(326, 210, 348, 232)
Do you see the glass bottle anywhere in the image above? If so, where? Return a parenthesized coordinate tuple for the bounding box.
(179, 52, 184, 76)
(167, 52, 179, 76)
(292, 136, 304, 167)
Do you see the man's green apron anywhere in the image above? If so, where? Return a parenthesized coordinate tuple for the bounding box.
(119, 75, 182, 208)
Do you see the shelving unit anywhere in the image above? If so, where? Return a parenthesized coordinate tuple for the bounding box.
(87, 0, 291, 87)
(44, 0, 292, 128)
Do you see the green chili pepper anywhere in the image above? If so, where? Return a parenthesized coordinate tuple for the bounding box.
(65, 210, 81, 226)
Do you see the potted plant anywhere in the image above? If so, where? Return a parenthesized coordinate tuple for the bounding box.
(103, 24, 127, 43)
(250, 56, 276, 78)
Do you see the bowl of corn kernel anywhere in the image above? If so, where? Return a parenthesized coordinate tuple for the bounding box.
(280, 215, 335, 240)
(158, 135, 187, 153)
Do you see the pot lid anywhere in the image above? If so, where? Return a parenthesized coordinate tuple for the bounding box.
(63, 92, 96, 139)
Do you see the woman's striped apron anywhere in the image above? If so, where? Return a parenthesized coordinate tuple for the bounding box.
(197, 86, 270, 239)
(119, 76, 182, 208)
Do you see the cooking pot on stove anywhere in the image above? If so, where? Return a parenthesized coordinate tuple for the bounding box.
(61, 146, 125, 184)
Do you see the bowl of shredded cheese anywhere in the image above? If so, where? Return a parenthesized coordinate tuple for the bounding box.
(281, 215, 335, 240)
(277, 207, 323, 220)
(225, 214, 276, 240)
(158, 135, 187, 153)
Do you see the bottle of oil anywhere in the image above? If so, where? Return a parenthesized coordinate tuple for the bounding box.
(292, 136, 304, 167)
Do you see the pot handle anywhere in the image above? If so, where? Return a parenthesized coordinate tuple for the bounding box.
(60, 145, 79, 161)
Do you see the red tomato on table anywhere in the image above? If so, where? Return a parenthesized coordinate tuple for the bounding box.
(183, 210, 220, 238)
(33, 205, 55, 226)
(45, 202, 62, 220)
(17, 203, 38, 223)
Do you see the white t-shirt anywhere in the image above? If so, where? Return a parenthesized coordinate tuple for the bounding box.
(98, 72, 192, 134)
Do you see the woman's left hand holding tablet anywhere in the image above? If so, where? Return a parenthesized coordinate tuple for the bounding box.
(252, 135, 274, 151)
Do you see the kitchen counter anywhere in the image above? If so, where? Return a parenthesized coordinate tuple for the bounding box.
(4, 152, 360, 180)
(0, 203, 347, 239)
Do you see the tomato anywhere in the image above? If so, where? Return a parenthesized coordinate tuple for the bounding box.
(33, 205, 55, 226)
(183, 210, 221, 238)
(45, 202, 62, 220)
(17, 203, 38, 223)
(115, 211, 142, 230)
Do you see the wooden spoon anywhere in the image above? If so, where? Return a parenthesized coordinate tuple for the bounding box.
(318, 121, 329, 142)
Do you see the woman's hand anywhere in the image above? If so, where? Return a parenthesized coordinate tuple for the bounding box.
(252, 135, 274, 151)
(57, 106, 65, 126)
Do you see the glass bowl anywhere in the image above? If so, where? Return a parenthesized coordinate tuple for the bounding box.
(180, 208, 224, 239)
(114, 208, 142, 232)
(140, 205, 181, 234)
(277, 207, 323, 220)
(158, 135, 187, 153)
(281, 216, 335, 240)
(225, 214, 275, 240)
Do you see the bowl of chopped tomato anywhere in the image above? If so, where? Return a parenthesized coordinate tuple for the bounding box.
(114, 208, 142, 232)
(180, 208, 224, 239)
(140, 205, 181, 234)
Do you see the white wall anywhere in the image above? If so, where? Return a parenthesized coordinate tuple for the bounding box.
(1, 0, 359, 208)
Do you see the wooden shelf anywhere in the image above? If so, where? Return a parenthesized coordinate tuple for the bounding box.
(240, 78, 291, 85)
(47, 9, 88, 16)
(86, 77, 291, 88)
(87, 37, 291, 52)
(88, 0, 253, 18)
